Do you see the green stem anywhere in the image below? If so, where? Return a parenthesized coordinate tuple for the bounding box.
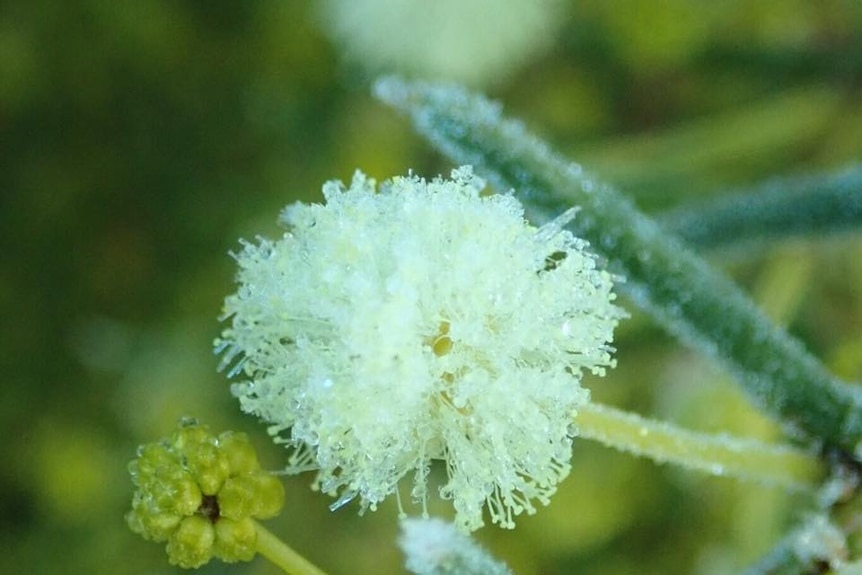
(659, 165, 862, 250)
(374, 77, 862, 455)
(577, 403, 824, 490)
(254, 521, 329, 575)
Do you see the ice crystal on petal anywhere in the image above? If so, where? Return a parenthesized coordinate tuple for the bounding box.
(218, 166, 624, 530)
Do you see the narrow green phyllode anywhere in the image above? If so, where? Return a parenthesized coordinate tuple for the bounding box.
(659, 165, 862, 250)
(576, 402, 824, 490)
(374, 77, 862, 455)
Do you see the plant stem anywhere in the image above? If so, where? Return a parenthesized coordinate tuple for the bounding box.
(254, 521, 329, 575)
(659, 165, 862, 250)
(576, 402, 825, 490)
(374, 77, 862, 455)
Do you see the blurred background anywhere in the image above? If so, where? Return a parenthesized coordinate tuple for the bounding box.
(3, 1, 862, 573)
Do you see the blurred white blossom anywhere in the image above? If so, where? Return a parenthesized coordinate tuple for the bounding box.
(218, 166, 623, 530)
(400, 517, 513, 575)
(317, 0, 567, 86)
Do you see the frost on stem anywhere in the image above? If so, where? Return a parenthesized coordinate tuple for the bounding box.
(218, 166, 624, 531)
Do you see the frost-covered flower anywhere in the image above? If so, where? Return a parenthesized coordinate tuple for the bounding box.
(316, 0, 566, 86)
(217, 166, 623, 530)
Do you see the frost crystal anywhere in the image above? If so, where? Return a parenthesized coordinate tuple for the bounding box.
(218, 166, 623, 530)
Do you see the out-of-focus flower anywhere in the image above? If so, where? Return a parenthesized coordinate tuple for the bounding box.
(400, 517, 514, 575)
(316, 0, 567, 86)
(126, 419, 285, 568)
(218, 166, 623, 530)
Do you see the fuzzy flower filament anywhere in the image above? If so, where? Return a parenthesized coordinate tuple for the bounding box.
(218, 166, 623, 531)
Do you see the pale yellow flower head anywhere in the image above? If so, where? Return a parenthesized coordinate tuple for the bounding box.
(218, 166, 623, 530)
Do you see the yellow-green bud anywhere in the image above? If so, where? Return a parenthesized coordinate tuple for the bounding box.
(173, 426, 230, 496)
(253, 474, 286, 519)
(167, 516, 215, 569)
(218, 431, 260, 475)
(126, 418, 286, 569)
(172, 477, 204, 517)
(217, 474, 258, 520)
(213, 517, 257, 562)
(141, 511, 183, 541)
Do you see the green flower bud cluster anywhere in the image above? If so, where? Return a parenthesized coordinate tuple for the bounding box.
(126, 418, 285, 569)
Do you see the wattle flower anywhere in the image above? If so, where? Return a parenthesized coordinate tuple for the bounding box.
(217, 166, 623, 530)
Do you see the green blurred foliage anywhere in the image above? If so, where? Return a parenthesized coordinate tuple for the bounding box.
(2, 1, 861, 574)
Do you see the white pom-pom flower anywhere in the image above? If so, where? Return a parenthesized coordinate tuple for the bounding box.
(217, 166, 623, 531)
